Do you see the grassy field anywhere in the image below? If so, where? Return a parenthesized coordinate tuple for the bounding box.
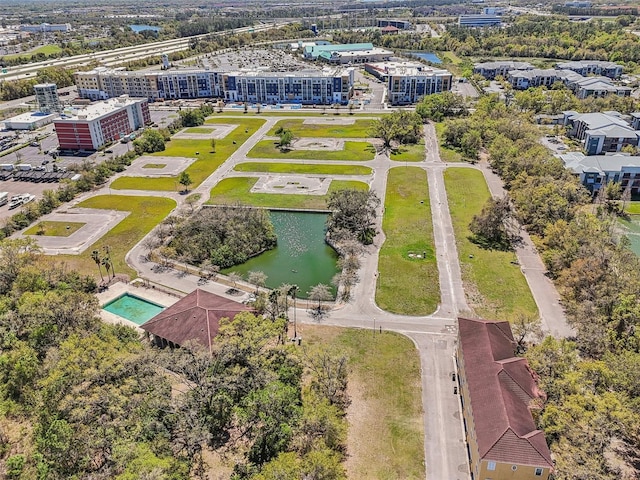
(208, 177, 368, 210)
(444, 168, 537, 321)
(302, 325, 424, 480)
(4, 44, 62, 60)
(624, 201, 640, 215)
(434, 123, 462, 163)
(267, 119, 376, 138)
(142, 163, 166, 169)
(247, 141, 375, 161)
(234, 162, 373, 175)
(210, 111, 382, 118)
(376, 167, 439, 315)
(110, 118, 263, 191)
(390, 142, 425, 163)
(24, 221, 85, 237)
(55, 195, 176, 279)
(184, 127, 215, 134)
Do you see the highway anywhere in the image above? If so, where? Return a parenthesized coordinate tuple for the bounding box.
(0, 22, 291, 83)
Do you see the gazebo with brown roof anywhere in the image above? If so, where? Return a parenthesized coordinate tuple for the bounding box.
(381, 25, 400, 34)
(140, 289, 251, 353)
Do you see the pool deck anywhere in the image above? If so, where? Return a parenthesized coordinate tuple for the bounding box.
(98, 282, 181, 330)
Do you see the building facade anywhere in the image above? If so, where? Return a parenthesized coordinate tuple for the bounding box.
(34, 83, 62, 114)
(54, 96, 150, 151)
(75, 67, 355, 105)
(556, 60, 623, 79)
(457, 317, 554, 480)
(20, 23, 71, 33)
(563, 111, 639, 155)
(458, 14, 502, 27)
(473, 61, 534, 80)
(561, 152, 640, 194)
(302, 43, 393, 64)
(364, 61, 452, 105)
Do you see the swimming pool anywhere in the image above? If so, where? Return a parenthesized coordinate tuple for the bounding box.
(102, 293, 165, 326)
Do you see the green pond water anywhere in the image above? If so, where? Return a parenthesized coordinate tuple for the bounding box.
(222, 211, 339, 298)
(619, 216, 640, 256)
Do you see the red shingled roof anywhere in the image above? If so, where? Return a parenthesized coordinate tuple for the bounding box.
(141, 289, 251, 353)
(458, 317, 553, 469)
(381, 25, 400, 33)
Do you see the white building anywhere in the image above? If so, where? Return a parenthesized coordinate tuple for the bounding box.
(458, 14, 502, 27)
(4, 111, 57, 130)
(20, 23, 71, 33)
(364, 61, 452, 105)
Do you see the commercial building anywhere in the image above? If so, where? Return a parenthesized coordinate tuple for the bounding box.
(473, 61, 534, 79)
(4, 111, 57, 130)
(560, 151, 640, 194)
(75, 66, 355, 105)
(376, 18, 412, 30)
(457, 317, 554, 480)
(20, 23, 71, 33)
(34, 83, 62, 114)
(555, 60, 623, 79)
(302, 43, 393, 64)
(458, 14, 502, 27)
(53, 96, 150, 151)
(563, 111, 639, 155)
(364, 61, 452, 105)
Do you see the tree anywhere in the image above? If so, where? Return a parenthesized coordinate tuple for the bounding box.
(91, 250, 104, 282)
(228, 271, 242, 291)
(416, 91, 467, 121)
(308, 283, 332, 310)
(248, 270, 268, 294)
(210, 138, 216, 153)
(178, 171, 192, 192)
(327, 189, 380, 245)
(368, 110, 423, 149)
(511, 313, 543, 352)
(469, 196, 514, 250)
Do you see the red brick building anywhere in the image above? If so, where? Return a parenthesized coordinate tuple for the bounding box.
(457, 317, 554, 480)
(54, 96, 150, 150)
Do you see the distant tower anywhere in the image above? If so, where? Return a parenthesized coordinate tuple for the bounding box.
(34, 83, 61, 114)
(161, 54, 170, 70)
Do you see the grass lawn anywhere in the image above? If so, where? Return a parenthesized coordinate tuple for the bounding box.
(110, 118, 264, 191)
(234, 162, 372, 176)
(267, 119, 376, 138)
(624, 201, 640, 215)
(444, 168, 537, 321)
(208, 177, 368, 210)
(142, 163, 166, 169)
(55, 195, 176, 279)
(302, 325, 424, 480)
(247, 141, 375, 161)
(24, 221, 85, 237)
(376, 167, 439, 315)
(184, 127, 215, 134)
(4, 44, 62, 60)
(434, 123, 463, 163)
(390, 142, 425, 163)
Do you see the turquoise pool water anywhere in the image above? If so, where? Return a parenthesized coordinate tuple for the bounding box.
(103, 293, 164, 325)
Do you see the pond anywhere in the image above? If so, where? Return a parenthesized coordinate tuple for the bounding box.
(411, 52, 442, 64)
(222, 211, 339, 299)
(619, 216, 640, 256)
(129, 24, 161, 33)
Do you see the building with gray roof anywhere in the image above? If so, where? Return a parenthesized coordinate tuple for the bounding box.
(560, 151, 640, 194)
(563, 111, 640, 155)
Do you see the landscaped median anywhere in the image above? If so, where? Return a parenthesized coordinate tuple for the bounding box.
(376, 167, 439, 315)
(233, 162, 373, 176)
(444, 168, 538, 321)
(110, 117, 265, 191)
(247, 140, 375, 161)
(267, 118, 376, 138)
(207, 177, 368, 210)
(55, 195, 176, 279)
(303, 325, 424, 479)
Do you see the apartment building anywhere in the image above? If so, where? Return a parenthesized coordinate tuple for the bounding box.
(54, 96, 150, 150)
(556, 60, 623, 78)
(364, 61, 452, 105)
(457, 317, 554, 480)
(473, 61, 534, 80)
(561, 151, 640, 194)
(563, 111, 639, 155)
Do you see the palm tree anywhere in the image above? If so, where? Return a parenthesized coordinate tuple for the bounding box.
(288, 284, 299, 339)
(91, 250, 103, 281)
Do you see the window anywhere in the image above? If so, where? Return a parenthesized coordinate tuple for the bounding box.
(535, 468, 544, 476)
(487, 461, 496, 471)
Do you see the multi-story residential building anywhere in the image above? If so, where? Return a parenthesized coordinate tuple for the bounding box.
(507, 69, 580, 89)
(457, 317, 554, 480)
(364, 61, 452, 105)
(75, 67, 355, 105)
(458, 14, 502, 27)
(473, 61, 534, 80)
(560, 151, 640, 194)
(53, 96, 150, 151)
(567, 76, 631, 99)
(563, 111, 639, 155)
(556, 60, 623, 78)
(376, 18, 412, 29)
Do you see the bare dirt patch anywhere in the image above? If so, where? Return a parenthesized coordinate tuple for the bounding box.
(291, 138, 344, 151)
(250, 175, 331, 195)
